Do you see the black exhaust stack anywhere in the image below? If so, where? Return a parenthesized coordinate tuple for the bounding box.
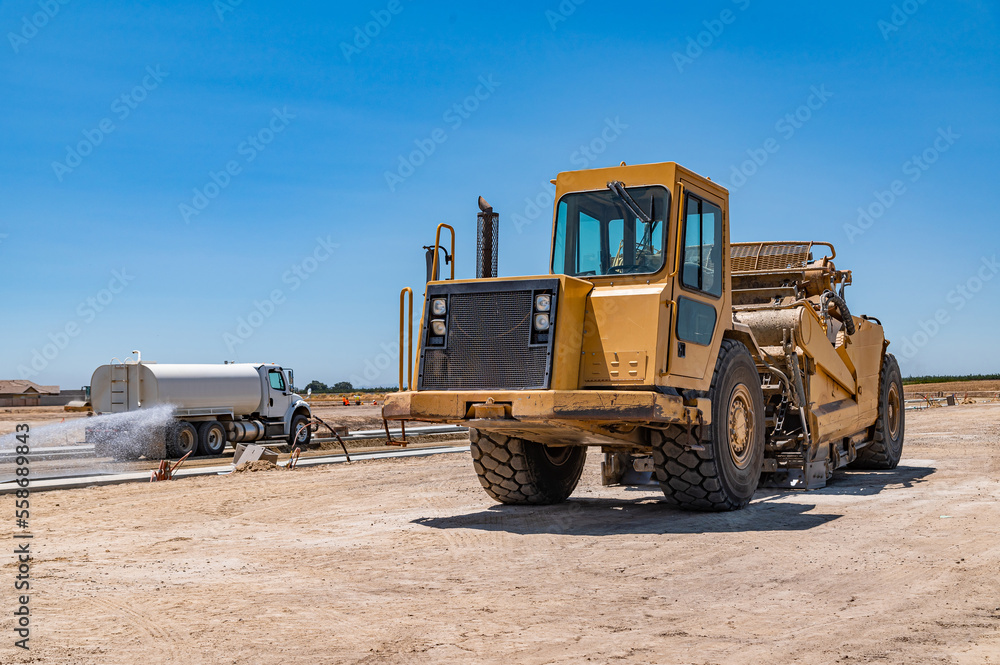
(477, 196, 499, 279)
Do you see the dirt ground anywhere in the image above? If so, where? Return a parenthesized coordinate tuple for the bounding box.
(2, 404, 999, 664)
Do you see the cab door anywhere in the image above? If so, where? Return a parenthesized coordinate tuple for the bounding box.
(265, 368, 294, 417)
(668, 181, 728, 380)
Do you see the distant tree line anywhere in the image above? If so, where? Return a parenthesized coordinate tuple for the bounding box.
(304, 380, 394, 394)
(903, 373, 1000, 385)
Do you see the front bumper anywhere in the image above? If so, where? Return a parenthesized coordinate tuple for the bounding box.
(383, 390, 710, 449)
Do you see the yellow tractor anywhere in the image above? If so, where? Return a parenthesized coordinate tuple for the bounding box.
(384, 161, 904, 511)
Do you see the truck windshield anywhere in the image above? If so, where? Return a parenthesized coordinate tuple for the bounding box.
(552, 186, 669, 277)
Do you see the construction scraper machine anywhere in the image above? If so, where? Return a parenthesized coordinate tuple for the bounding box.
(384, 161, 904, 511)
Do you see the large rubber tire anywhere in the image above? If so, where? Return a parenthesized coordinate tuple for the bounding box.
(652, 339, 765, 511)
(196, 421, 228, 456)
(851, 353, 904, 469)
(469, 429, 586, 505)
(289, 413, 312, 447)
(166, 421, 198, 458)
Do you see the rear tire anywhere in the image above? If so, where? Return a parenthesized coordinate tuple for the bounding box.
(652, 339, 765, 511)
(289, 413, 311, 448)
(166, 421, 198, 458)
(469, 429, 586, 505)
(851, 353, 904, 469)
(196, 421, 228, 456)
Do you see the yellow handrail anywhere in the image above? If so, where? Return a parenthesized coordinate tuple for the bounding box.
(398, 287, 413, 391)
(430, 223, 456, 282)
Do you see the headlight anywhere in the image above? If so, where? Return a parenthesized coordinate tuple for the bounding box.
(430, 320, 447, 336)
(534, 294, 551, 312)
(431, 298, 447, 316)
(533, 313, 550, 331)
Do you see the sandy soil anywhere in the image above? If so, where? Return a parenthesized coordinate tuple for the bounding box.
(1, 404, 999, 664)
(310, 403, 392, 431)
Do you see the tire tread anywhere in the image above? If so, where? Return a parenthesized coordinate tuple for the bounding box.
(469, 429, 585, 505)
(652, 339, 762, 512)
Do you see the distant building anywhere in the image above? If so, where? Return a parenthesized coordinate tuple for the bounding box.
(0, 381, 59, 407)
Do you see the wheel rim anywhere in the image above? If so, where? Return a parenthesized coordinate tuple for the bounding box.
(296, 422, 309, 443)
(727, 384, 755, 470)
(208, 428, 222, 450)
(180, 430, 195, 454)
(542, 445, 573, 467)
(887, 383, 901, 439)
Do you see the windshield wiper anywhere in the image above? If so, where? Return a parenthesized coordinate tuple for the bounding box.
(607, 181, 652, 224)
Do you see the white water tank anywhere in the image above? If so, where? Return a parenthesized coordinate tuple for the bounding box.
(91, 363, 266, 416)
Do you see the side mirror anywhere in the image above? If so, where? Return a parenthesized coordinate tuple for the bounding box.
(424, 245, 450, 283)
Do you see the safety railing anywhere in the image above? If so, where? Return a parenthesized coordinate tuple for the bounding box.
(399, 223, 457, 393)
(431, 223, 455, 282)
(398, 287, 413, 392)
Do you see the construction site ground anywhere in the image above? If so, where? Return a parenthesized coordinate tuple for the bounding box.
(904, 379, 1000, 396)
(2, 403, 999, 664)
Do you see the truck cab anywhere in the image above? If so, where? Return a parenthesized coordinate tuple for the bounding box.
(262, 365, 298, 417)
(386, 162, 726, 424)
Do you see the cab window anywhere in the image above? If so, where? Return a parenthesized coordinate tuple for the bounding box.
(681, 194, 724, 297)
(553, 186, 669, 277)
(268, 371, 286, 392)
(676, 297, 718, 345)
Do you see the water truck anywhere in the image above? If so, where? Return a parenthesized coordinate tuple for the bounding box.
(86, 352, 311, 459)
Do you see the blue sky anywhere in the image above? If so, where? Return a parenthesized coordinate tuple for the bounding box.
(1, 0, 997, 388)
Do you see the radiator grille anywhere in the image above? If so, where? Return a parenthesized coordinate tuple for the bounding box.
(420, 288, 552, 391)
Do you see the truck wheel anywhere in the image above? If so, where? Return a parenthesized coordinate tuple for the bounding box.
(289, 413, 311, 448)
(469, 429, 586, 505)
(652, 339, 765, 511)
(196, 421, 228, 456)
(166, 422, 198, 458)
(851, 353, 904, 469)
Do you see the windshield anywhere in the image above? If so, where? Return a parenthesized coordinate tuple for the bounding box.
(552, 186, 669, 277)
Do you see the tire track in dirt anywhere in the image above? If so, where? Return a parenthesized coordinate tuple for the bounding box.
(82, 595, 200, 663)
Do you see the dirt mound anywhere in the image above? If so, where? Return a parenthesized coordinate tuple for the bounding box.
(234, 460, 277, 473)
